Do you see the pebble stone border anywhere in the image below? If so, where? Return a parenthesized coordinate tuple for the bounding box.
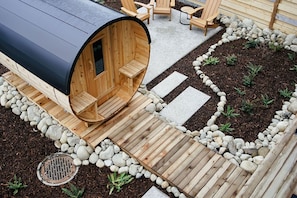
(1, 15, 297, 198)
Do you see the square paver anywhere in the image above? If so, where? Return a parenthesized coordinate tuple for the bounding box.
(142, 186, 169, 198)
(151, 71, 188, 98)
(160, 86, 210, 125)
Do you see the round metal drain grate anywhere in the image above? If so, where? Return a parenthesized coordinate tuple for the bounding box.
(37, 153, 79, 186)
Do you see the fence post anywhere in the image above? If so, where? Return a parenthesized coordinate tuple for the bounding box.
(269, 0, 281, 30)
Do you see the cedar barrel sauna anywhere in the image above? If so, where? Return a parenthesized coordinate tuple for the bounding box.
(0, 0, 151, 123)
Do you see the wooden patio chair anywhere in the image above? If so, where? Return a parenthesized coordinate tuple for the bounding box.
(149, 0, 175, 21)
(189, 0, 221, 36)
(120, 0, 152, 24)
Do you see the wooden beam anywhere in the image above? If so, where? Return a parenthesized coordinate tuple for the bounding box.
(269, 0, 281, 29)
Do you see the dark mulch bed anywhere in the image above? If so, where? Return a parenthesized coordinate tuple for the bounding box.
(1, 0, 296, 197)
(147, 37, 297, 142)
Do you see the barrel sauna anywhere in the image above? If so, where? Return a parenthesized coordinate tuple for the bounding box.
(0, 0, 151, 123)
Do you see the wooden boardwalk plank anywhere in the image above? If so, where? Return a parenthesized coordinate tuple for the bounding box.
(172, 146, 211, 185)
(161, 143, 202, 179)
(42, 100, 57, 111)
(141, 130, 186, 167)
(196, 160, 235, 197)
(254, 135, 297, 197)
(87, 94, 152, 147)
(187, 156, 225, 196)
(119, 118, 163, 151)
(79, 123, 102, 138)
(110, 110, 154, 144)
(147, 131, 189, 168)
(138, 128, 180, 162)
(199, 162, 237, 198)
(223, 167, 250, 198)
(275, 159, 297, 197)
(213, 167, 243, 198)
(107, 109, 148, 142)
(167, 143, 205, 181)
(177, 153, 221, 193)
(152, 135, 191, 171)
(125, 121, 168, 154)
(154, 137, 195, 174)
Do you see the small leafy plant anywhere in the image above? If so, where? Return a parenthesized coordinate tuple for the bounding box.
(241, 100, 254, 115)
(225, 54, 237, 66)
(243, 75, 254, 87)
(261, 94, 274, 108)
(247, 63, 263, 78)
(107, 172, 134, 195)
(268, 43, 283, 52)
(7, 175, 27, 195)
(288, 52, 296, 61)
(222, 105, 240, 119)
(279, 88, 293, 99)
(219, 123, 234, 133)
(290, 65, 297, 72)
(243, 39, 259, 49)
(203, 56, 220, 66)
(242, 63, 262, 87)
(234, 87, 246, 95)
(61, 183, 85, 198)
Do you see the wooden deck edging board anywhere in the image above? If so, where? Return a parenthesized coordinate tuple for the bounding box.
(3, 71, 297, 197)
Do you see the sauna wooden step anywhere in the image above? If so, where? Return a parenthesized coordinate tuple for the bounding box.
(119, 60, 146, 78)
(71, 91, 97, 115)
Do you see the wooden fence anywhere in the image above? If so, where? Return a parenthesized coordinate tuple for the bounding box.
(182, 0, 297, 35)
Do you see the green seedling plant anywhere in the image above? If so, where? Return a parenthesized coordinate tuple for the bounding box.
(288, 52, 296, 61)
(241, 100, 254, 115)
(261, 94, 274, 108)
(234, 87, 246, 95)
(225, 54, 237, 66)
(219, 123, 234, 133)
(268, 43, 283, 52)
(203, 56, 220, 66)
(243, 39, 259, 49)
(222, 105, 240, 119)
(61, 183, 85, 198)
(107, 172, 134, 195)
(279, 88, 293, 99)
(247, 63, 263, 78)
(290, 65, 297, 72)
(7, 175, 27, 195)
(243, 75, 254, 87)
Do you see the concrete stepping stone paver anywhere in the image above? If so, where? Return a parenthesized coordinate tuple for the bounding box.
(142, 186, 169, 198)
(160, 86, 210, 125)
(151, 71, 188, 98)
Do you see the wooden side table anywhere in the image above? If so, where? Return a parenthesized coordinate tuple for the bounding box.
(180, 6, 194, 25)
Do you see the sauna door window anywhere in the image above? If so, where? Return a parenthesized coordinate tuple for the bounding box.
(93, 39, 104, 76)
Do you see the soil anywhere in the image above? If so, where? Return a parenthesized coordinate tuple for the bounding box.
(0, 0, 296, 197)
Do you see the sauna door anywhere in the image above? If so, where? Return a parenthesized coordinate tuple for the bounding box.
(83, 34, 114, 99)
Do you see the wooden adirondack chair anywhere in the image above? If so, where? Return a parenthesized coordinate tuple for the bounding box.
(150, 0, 175, 21)
(120, 0, 152, 24)
(189, 0, 221, 36)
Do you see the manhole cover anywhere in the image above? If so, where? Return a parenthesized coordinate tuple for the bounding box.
(37, 153, 79, 186)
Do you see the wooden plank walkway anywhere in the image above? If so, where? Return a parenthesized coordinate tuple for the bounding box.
(107, 109, 251, 197)
(3, 71, 297, 197)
